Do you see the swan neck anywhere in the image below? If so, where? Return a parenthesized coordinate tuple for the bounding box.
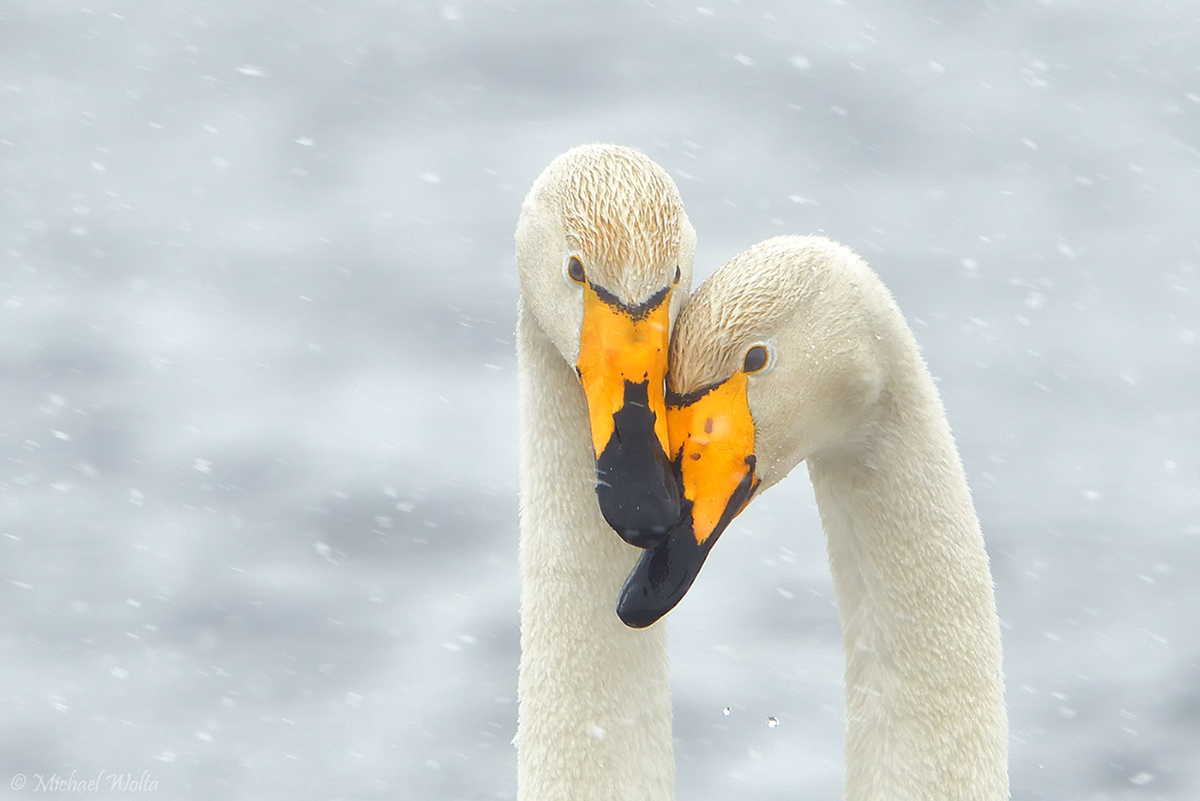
(516, 298, 674, 801)
(807, 363, 1009, 801)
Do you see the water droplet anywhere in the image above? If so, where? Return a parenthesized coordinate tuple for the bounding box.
(722, 706, 731, 717)
(766, 716, 779, 728)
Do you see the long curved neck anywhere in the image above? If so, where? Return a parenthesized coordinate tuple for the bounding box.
(516, 297, 674, 801)
(807, 343, 1008, 801)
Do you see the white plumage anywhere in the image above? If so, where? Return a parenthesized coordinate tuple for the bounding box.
(513, 145, 1007, 801)
(514, 144, 694, 801)
(665, 235, 1009, 800)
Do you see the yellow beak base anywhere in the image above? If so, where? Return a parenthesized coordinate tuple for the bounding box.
(667, 371, 758, 546)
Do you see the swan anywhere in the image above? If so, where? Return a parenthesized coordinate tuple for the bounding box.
(618, 235, 1009, 800)
(514, 144, 695, 800)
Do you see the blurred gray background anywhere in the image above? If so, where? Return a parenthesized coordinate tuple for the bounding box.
(2, 1, 1198, 798)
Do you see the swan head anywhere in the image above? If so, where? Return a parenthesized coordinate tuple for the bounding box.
(618, 235, 887, 627)
(516, 144, 696, 547)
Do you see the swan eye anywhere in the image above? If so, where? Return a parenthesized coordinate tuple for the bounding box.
(743, 345, 769, 374)
(673, 265, 681, 284)
(567, 256, 586, 284)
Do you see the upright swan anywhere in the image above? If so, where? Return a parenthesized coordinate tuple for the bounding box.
(514, 145, 695, 800)
(619, 235, 1008, 800)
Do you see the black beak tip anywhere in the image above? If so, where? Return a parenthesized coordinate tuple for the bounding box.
(615, 524, 670, 549)
(614, 452, 760, 629)
(616, 587, 663, 629)
(594, 380, 682, 545)
(615, 512, 710, 630)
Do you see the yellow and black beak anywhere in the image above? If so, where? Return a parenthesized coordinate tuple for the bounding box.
(576, 281, 680, 548)
(617, 372, 759, 628)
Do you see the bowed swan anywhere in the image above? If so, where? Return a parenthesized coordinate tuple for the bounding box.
(514, 145, 695, 800)
(619, 235, 1009, 800)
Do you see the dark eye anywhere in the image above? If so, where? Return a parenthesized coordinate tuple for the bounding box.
(743, 344, 769, 374)
(673, 265, 682, 284)
(567, 256, 586, 284)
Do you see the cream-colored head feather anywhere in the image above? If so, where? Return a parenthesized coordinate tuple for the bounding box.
(516, 145, 695, 362)
(557, 146, 685, 300)
(669, 235, 900, 488)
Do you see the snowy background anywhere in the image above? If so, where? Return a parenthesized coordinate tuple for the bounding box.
(2, 1, 1198, 799)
